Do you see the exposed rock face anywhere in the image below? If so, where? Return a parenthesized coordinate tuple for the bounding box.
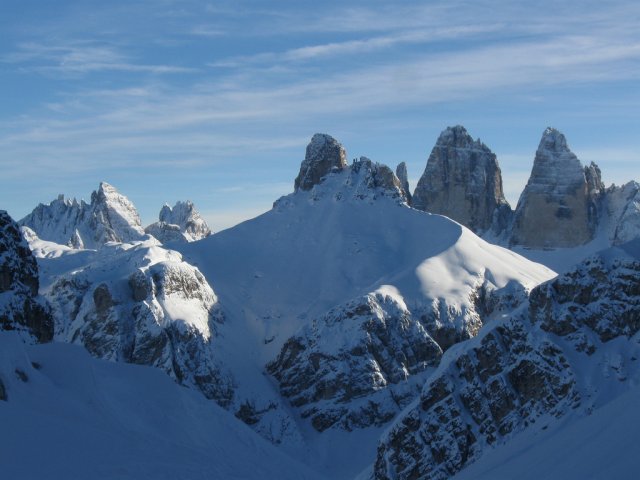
(145, 201, 211, 244)
(20, 182, 146, 249)
(412, 126, 512, 236)
(605, 181, 640, 245)
(395, 162, 412, 205)
(510, 128, 603, 248)
(0, 211, 53, 343)
(267, 292, 443, 432)
(294, 133, 347, 191)
(45, 240, 233, 405)
(373, 240, 640, 480)
(279, 155, 407, 209)
(268, 271, 540, 433)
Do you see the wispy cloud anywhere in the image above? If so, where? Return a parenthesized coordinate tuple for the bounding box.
(2, 41, 195, 75)
(2, 0, 640, 229)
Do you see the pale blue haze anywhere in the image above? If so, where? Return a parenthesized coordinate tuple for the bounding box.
(1, 0, 639, 230)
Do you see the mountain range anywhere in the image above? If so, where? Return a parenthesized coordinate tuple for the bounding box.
(2, 126, 640, 479)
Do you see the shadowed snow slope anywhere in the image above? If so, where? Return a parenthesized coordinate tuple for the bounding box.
(0, 332, 323, 480)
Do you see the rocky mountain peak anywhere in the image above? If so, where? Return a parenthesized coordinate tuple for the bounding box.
(412, 125, 511, 236)
(435, 124, 482, 149)
(146, 200, 211, 243)
(294, 133, 347, 191)
(20, 182, 145, 249)
(395, 162, 412, 204)
(510, 128, 602, 248)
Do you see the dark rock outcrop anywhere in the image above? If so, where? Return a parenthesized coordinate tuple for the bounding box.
(294, 133, 347, 191)
(0, 211, 53, 343)
(412, 126, 512, 236)
(395, 162, 412, 205)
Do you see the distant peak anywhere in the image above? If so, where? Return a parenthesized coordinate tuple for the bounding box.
(539, 127, 569, 151)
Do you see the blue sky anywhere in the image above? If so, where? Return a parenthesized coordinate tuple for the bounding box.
(1, 0, 639, 231)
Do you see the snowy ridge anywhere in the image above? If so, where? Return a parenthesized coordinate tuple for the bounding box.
(19, 182, 145, 249)
(373, 240, 640, 480)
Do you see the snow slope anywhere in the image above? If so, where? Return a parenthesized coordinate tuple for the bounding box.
(0, 332, 324, 480)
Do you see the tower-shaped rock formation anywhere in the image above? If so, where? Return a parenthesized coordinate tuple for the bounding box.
(510, 128, 603, 248)
(294, 133, 347, 191)
(413, 126, 511, 235)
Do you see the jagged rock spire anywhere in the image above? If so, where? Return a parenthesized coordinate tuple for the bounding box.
(510, 127, 603, 248)
(412, 125, 511, 235)
(395, 162, 412, 205)
(294, 134, 347, 191)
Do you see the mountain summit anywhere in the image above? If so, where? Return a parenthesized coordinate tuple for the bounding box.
(19, 182, 145, 249)
(145, 200, 211, 244)
(510, 127, 603, 248)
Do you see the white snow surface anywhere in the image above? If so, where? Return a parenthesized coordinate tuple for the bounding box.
(0, 332, 323, 480)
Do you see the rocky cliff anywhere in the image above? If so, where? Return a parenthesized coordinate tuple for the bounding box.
(20, 182, 146, 249)
(412, 126, 512, 236)
(373, 239, 640, 480)
(510, 128, 603, 248)
(0, 211, 53, 343)
(396, 162, 412, 205)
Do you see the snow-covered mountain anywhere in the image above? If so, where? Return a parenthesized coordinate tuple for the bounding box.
(26, 232, 234, 406)
(0, 211, 52, 343)
(373, 239, 640, 480)
(19, 182, 145, 249)
(6, 127, 640, 480)
(175, 136, 554, 454)
(145, 200, 211, 244)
